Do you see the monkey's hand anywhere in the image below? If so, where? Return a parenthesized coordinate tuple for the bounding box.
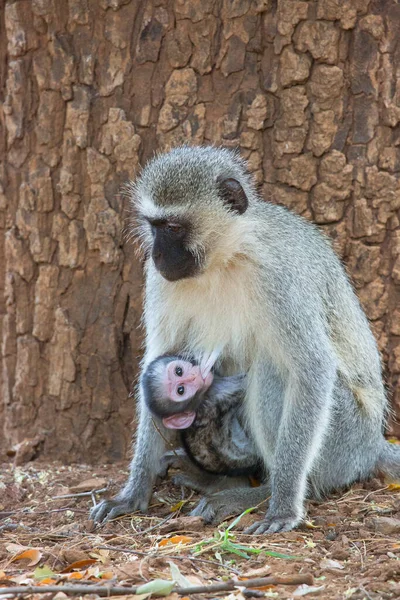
(90, 489, 151, 524)
(190, 485, 269, 524)
(200, 347, 222, 378)
(190, 493, 239, 523)
(244, 504, 303, 535)
(157, 449, 187, 478)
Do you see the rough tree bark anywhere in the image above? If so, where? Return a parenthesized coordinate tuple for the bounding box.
(1, 0, 400, 462)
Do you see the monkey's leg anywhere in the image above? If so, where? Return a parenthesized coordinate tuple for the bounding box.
(245, 349, 336, 535)
(91, 409, 176, 523)
(190, 484, 270, 523)
(159, 449, 251, 494)
(172, 469, 251, 494)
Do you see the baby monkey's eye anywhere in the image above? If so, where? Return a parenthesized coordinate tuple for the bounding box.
(175, 366, 183, 376)
(177, 385, 185, 396)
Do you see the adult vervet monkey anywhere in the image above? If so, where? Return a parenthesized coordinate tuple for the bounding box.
(91, 146, 399, 534)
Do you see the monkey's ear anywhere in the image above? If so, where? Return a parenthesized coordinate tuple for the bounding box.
(217, 177, 248, 215)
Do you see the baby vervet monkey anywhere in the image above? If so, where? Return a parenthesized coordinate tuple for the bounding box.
(141, 354, 262, 477)
(91, 145, 400, 533)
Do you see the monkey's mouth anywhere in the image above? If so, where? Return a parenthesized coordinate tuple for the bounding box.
(163, 411, 196, 429)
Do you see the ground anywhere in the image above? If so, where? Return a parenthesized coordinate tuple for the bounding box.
(1, 461, 400, 599)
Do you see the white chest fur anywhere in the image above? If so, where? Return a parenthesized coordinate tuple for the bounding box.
(149, 258, 261, 373)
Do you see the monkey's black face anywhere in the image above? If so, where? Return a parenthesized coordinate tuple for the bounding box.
(150, 219, 199, 282)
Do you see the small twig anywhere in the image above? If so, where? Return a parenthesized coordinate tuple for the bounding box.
(0, 574, 314, 597)
(0, 524, 33, 533)
(0, 511, 16, 519)
(53, 488, 107, 500)
(362, 486, 389, 503)
(137, 513, 175, 534)
(359, 584, 374, 600)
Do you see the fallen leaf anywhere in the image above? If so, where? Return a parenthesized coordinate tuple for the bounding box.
(34, 566, 57, 581)
(159, 536, 192, 547)
(89, 549, 110, 563)
(251, 585, 276, 591)
(112, 562, 143, 581)
(387, 483, 400, 491)
(99, 571, 114, 580)
(344, 588, 358, 598)
(11, 549, 42, 567)
(169, 500, 187, 512)
(238, 564, 271, 579)
(320, 559, 344, 570)
(168, 562, 191, 587)
(293, 584, 325, 596)
(86, 566, 101, 579)
(61, 559, 98, 573)
(67, 572, 85, 579)
(6, 543, 27, 554)
(39, 578, 57, 585)
(136, 579, 174, 596)
(264, 550, 300, 560)
(61, 550, 90, 564)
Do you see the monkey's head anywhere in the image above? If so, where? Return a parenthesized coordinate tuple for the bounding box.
(142, 355, 214, 429)
(131, 146, 254, 282)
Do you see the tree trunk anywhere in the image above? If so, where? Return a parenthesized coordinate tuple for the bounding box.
(1, 0, 400, 462)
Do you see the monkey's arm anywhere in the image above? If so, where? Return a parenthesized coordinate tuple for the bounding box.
(208, 373, 246, 403)
(91, 284, 177, 522)
(90, 392, 177, 522)
(246, 317, 336, 534)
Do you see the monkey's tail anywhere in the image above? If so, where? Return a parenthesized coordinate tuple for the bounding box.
(378, 442, 400, 481)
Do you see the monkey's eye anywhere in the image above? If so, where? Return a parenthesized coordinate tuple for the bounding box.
(167, 223, 183, 234)
(177, 385, 185, 396)
(175, 366, 183, 377)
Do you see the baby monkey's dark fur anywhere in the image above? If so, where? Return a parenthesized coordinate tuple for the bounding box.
(142, 355, 263, 478)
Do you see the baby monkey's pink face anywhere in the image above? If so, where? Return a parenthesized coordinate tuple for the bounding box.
(161, 359, 214, 430)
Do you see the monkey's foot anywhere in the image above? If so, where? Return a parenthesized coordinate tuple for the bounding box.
(90, 496, 148, 523)
(244, 512, 301, 535)
(190, 494, 235, 523)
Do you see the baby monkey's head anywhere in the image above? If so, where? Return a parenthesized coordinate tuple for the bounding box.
(141, 355, 214, 429)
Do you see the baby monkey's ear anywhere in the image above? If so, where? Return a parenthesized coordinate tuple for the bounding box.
(217, 176, 248, 215)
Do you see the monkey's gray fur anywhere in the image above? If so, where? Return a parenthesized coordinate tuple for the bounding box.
(91, 145, 399, 533)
